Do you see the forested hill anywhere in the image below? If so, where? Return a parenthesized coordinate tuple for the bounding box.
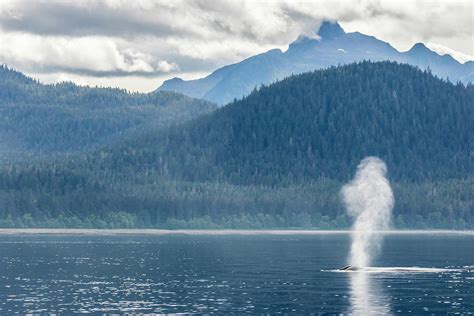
(103, 61, 473, 184)
(0, 65, 216, 158)
(1, 62, 473, 229)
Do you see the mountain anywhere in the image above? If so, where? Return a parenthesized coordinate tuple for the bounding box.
(157, 21, 474, 105)
(0, 65, 217, 159)
(2, 62, 472, 229)
(114, 61, 474, 183)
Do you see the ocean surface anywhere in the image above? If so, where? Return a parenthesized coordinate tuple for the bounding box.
(0, 231, 472, 314)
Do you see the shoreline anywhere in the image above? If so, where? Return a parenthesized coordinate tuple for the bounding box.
(0, 228, 472, 236)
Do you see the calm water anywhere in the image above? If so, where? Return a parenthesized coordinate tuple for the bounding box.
(0, 232, 472, 314)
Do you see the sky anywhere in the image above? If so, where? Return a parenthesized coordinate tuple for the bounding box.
(0, 0, 472, 92)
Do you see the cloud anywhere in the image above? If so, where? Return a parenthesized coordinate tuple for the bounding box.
(0, 0, 182, 38)
(0, 31, 178, 76)
(0, 0, 471, 92)
(426, 43, 473, 63)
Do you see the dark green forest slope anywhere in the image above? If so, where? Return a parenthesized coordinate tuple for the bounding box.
(0, 65, 216, 158)
(115, 62, 473, 183)
(0, 62, 472, 228)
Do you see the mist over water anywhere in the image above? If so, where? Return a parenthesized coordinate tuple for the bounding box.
(342, 157, 394, 268)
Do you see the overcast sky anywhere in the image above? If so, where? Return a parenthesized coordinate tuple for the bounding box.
(0, 0, 472, 92)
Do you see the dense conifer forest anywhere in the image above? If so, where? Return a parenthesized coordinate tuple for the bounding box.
(0, 65, 216, 158)
(0, 62, 472, 228)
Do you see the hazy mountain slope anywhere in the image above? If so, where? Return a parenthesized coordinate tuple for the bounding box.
(157, 21, 473, 105)
(0, 65, 217, 158)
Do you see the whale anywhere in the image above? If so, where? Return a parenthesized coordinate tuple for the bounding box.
(339, 265, 359, 271)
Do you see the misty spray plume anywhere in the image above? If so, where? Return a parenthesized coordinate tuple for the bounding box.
(342, 157, 394, 268)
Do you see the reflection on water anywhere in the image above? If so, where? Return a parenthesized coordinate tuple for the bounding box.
(349, 271, 391, 315)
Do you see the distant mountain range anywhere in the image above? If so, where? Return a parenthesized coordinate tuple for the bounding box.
(157, 21, 474, 105)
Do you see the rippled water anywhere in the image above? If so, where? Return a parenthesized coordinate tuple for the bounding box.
(0, 232, 472, 314)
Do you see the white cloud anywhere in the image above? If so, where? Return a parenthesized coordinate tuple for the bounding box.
(0, 31, 177, 75)
(426, 43, 474, 63)
(0, 0, 471, 92)
(165, 36, 279, 64)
